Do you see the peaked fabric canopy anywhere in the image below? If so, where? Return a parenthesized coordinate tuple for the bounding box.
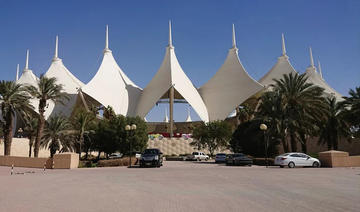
(44, 36, 85, 117)
(135, 22, 209, 122)
(305, 48, 343, 102)
(81, 26, 142, 116)
(17, 50, 54, 119)
(198, 25, 264, 121)
(259, 34, 298, 87)
(185, 107, 192, 122)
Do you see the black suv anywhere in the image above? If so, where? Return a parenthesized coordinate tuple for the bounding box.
(140, 148, 163, 168)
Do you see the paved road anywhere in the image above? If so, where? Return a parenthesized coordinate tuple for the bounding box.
(0, 162, 359, 212)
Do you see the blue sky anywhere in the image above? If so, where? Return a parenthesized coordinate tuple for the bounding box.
(0, 0, 359, 121)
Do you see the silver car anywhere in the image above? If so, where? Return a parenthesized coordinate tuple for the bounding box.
(215, 153, 227, 163)
(274, 153, 321, 168)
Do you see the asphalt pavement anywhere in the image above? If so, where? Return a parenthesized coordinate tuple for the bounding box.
(0, 161, 359, 212)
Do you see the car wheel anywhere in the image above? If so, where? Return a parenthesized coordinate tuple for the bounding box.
(205, 158, 208, 161)
(280, 165, 284, 168)
(288, 162, 295, 168)
(248, 164, 252, 167)
(312, 161, 320, 168)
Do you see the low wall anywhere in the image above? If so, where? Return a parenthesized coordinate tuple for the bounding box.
(0, 156, 52, 169)
(53, 153, 79, 169)
(0, 138, 50, 157)
(319, 150, 360, 167)
(0, 153, 79, 169)
(148, 137, 230, 155)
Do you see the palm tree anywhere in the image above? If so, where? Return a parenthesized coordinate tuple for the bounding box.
(257, 91, 290, 152)
(71, 108, 96, 159)
(0, 81, 33, 155)
(26, 75, 68, 157)
(343, 87, 360, 138)
(22, 113, 38, 157)
(318, 96, 351, 150)
(41, 115, 72, 157)
(236, 104, 255, 124)
(272, 73, 326, 152)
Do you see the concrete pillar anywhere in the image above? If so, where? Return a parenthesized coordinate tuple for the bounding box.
(169, 86, 174, 138)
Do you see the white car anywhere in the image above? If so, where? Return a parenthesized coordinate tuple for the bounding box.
(186, 152, 210, 161)
(274, 153, 321, 168)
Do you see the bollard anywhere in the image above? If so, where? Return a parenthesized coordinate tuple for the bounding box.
(11, 164, 14, 175)
(43, 163, 46, 173)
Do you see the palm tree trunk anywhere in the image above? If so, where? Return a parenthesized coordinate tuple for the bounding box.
(290, 132, 297, 152)
(79, 132, 84, 160)
(28, 136, 34, 157)
(34, 110, 45, 158)
(50, 148, 56, 158)
(281, 137, 289, 153)
(4, 111, 14, 156)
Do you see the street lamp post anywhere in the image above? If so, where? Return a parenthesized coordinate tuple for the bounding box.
(125, 124, 137, 168)
(260, 123, 268, 168)
(17, 128, 23, 138)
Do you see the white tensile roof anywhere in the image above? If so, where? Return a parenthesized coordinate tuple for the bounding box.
(259, 34, 298, 87)
(305, 47, 343, 102)
(16, 50, 54, 119)
(45, 36, 84, 94)
(135, 21, 209, 122)
(44, 36, 84, 117)
(81, 26, 142, 116)
(198, 25, 264, 121)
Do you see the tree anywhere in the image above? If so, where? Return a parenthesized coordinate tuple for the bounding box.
(257, 91, 289, 152)
(236, 104, 255, 124)
(26, 75, 68, 157)
(71, 108, 96, 159)
(343, 87, 360, 138)
(41, 115, 72, 157)
(271, 73, 326, 152)
(191, 121, 232, 156)
(318, 97, 351, 150)
(230, 119, 279, 157)
(0, 81, 33, 155)
(22, 113, 38, 157)
(93, 115, 148, 158)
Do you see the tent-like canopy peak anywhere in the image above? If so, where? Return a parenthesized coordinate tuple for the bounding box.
(199, 25, 264, 121)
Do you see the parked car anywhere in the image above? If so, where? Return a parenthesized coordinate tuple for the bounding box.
(140, 148, 163, 168)
(108, 153, 123, 159)
(186, 152, 210, 161)
(274, 153, 321, 168)
(225, 153, 253, 166)
(215, 153, 227, 163)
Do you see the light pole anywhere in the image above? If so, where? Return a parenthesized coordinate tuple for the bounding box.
(17, 128, 23, 138)
(125, 124, 136, 167)
(260, 123, 268, 168)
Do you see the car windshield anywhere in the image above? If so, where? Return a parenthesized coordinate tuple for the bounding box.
(192, 152, 199, 155)
(143, 149, 159, 154)
(233, 153, 245, 157)
(216, 153, 226, 156)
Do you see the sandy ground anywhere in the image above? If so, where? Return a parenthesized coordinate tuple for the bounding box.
(0, 161, 359, 212)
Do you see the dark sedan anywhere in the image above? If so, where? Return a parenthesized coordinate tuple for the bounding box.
(140, 148, 163, 168)
(226, 153, 253, 166)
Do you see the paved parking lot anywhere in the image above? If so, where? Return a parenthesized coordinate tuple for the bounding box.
(0, 161, 359, 212)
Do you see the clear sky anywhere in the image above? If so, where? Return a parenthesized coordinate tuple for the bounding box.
(0, 0, 359, 122)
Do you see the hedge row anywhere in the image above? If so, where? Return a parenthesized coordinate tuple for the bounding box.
(97, 157, 137, 167)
